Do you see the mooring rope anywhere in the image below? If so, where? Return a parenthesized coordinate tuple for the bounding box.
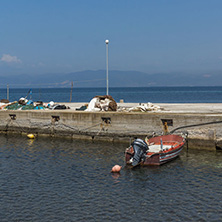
(7, 117, 221, 139)
(60, 122, 102, 133)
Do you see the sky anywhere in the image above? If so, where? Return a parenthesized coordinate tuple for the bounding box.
(1, 0, 222, 76)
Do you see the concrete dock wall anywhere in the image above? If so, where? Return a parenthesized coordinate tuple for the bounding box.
(1, 108, 222, 150)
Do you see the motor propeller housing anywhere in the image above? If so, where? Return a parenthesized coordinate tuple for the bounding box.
(131, 139, 149, 166)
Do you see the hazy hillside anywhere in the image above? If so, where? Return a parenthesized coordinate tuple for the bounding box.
(1, 70, 222, 88)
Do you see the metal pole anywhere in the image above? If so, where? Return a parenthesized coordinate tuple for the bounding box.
(105, 39, 109, 95)
(7, 84, 9, 100)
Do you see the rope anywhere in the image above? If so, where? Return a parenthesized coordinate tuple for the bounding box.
(60, 122, 101, 133)
(53, 122, 150, 136)
(8, 117, 218, 139)
(79, 123, 101, 132)
(59, 123, 79, 131)
(16, 121, 26, 132)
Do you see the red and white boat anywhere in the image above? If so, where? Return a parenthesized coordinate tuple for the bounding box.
(125, 134, 185, 166)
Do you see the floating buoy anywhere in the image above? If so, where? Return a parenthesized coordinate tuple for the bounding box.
(111, 165, 122, 173)
(27, 134, 35, 139)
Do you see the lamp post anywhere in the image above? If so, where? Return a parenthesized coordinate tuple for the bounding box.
(105, 39, 109, 95)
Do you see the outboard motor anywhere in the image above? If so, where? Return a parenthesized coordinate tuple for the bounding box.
(131, 139, 149, 166)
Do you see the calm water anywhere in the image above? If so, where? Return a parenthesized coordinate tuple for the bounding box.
(1, 86, 222, 103)
(1, 135, 222, 221)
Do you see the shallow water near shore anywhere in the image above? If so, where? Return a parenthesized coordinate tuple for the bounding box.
(1, 135, 222, 221)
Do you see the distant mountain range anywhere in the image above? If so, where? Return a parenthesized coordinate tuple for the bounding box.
(1, 70, 222, 88)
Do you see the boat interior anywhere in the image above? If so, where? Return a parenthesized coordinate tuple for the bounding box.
(148, 144, 171, 152)
(148, 142, 179, 153)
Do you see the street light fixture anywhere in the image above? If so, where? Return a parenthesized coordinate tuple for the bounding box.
(105, 39, 109, 95)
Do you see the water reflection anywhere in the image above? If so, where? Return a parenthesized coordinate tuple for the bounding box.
(111, 173, 121, 182)
(1, 134, 222, 221)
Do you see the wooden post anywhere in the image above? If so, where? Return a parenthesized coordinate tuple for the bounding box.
(70, 81, 73, 102)
(7, 84, 9, 101)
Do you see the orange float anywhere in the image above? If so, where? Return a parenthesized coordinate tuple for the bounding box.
(111, 165, 122, 173)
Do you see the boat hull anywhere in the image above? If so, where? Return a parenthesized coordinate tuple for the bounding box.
(125, 135, 185, 166)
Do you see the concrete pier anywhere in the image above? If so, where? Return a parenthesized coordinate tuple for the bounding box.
(1, 102, 222, 150)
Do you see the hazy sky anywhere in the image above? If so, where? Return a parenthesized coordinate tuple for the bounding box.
(1, 0, 222, 76)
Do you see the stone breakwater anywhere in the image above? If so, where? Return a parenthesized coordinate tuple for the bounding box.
(1, 102, 222, 151)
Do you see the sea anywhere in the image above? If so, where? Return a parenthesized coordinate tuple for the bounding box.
(1, 86, 222, 103)
(1, 86, 222, 221)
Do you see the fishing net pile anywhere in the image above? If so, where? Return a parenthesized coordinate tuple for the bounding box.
(85, 95, 117, 111)
(118, 102, 162, 112)
(2, 101, 45, 110)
